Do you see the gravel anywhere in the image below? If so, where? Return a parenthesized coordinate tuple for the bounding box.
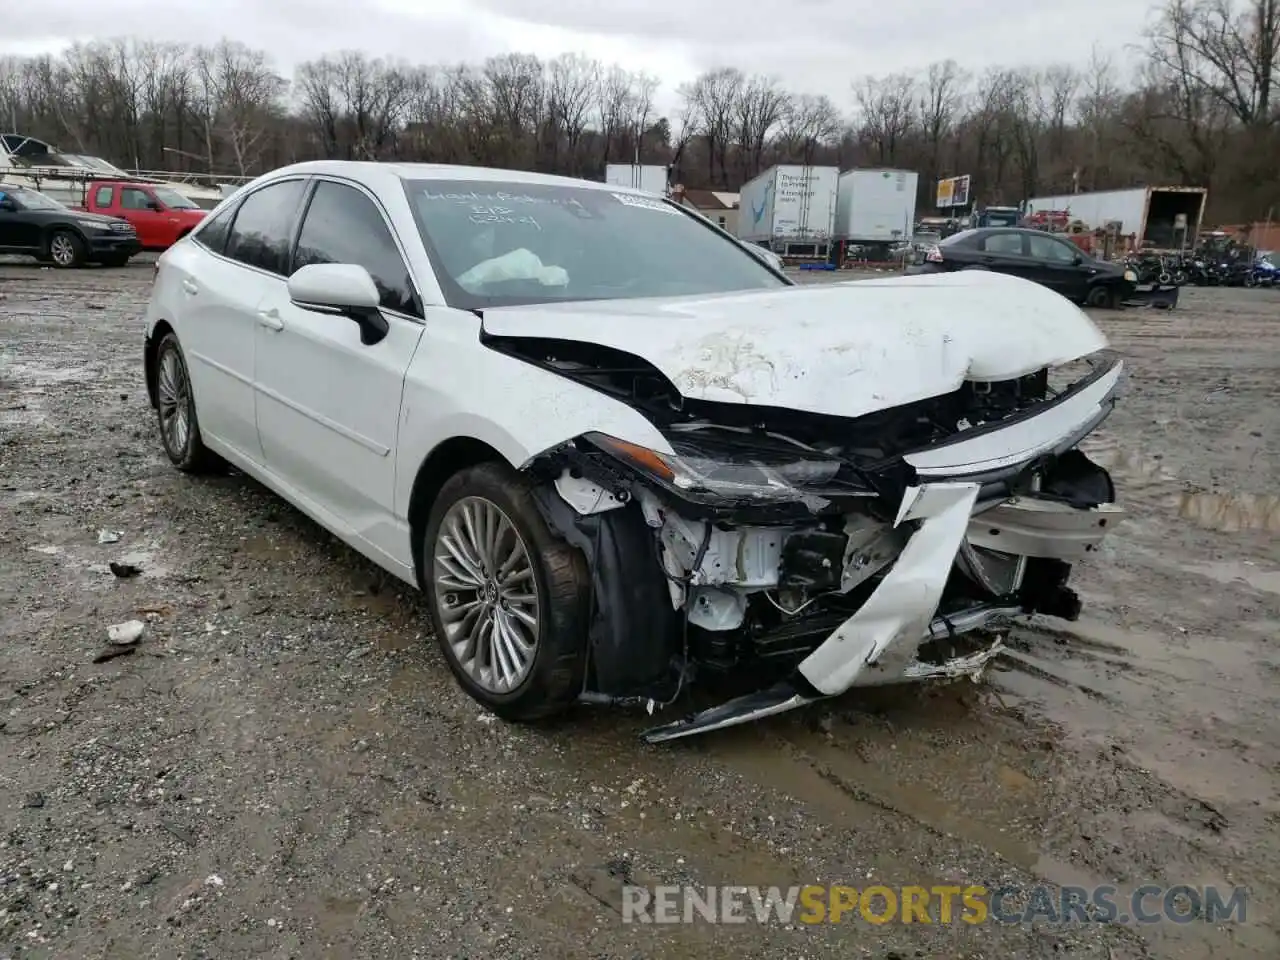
(2, 256, 1278, 959)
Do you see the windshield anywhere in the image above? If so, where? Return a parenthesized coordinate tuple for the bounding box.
(8, 188, 64, 211)
(404, 179, 787, 308)
(152, 186, 200, 210)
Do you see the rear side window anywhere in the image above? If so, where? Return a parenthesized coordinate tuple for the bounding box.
(193, 203, 236, 255)
(94, 186, 113, 207)
(980, 233, 1024, 255)
(293, 180, 420, 316)
(224, 179, 307, 275)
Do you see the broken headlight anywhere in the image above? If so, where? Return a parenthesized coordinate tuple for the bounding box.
(583, 431, 852, 506)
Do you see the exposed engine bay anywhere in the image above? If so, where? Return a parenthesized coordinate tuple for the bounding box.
(487, 333, 1125, 743)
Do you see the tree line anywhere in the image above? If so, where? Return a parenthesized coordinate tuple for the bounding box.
(0, 0, 1276, 222)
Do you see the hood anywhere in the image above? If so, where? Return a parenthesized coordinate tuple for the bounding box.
(479, 270, 1108, 420)
(71, 210, 130, 227)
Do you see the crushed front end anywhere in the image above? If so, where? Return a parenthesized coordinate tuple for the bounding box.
(523, 350, 1125, 743)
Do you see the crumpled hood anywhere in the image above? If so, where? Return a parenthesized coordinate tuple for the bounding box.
(479, 270, 1109, 420)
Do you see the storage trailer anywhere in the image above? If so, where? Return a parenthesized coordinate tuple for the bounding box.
(1024, 186, 1208, 251)
(604, 163, 670, 196)
(833, 168, 918, 261)
(736, 164, 839, 259)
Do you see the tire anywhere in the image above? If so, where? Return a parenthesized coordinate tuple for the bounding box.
(1086, 284, 1118, 309)
(154, 333, 221, 473)
(422, 461, 590, 722)
(46, 229, 86, 269)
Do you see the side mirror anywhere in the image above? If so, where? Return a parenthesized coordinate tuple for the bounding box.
(1072, 253, 1084, 265)
(147, 199, 164, 211)
(0, 197, 16, 212)
(287, 263, 389, 345)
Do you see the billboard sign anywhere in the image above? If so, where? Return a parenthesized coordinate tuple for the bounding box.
(935, 175, 971, 209)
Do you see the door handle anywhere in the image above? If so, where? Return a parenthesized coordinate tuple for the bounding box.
(257, 308, 284, 332)
(181, 279, 199, 295)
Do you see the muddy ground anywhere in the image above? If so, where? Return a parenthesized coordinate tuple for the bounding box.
(1, 257, 1278, 960)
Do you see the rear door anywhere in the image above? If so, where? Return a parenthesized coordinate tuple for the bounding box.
(253, 177, 424, 554)
(976, 231, 1036, 281)
(90, 184, 117, 218)
(169, 177, 309, 466)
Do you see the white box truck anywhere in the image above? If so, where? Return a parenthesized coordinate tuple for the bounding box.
(737, 164, 839, 258)
(604, 163, 669, 196)
(834, 168, 918, 250)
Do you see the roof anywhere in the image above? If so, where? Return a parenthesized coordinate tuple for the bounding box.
(260, 160, 657, 196)
(681, 189, 739, 210)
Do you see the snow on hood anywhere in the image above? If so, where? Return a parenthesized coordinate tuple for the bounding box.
(479, 270, 1109, 420)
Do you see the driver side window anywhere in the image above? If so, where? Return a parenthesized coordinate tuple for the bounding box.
(1028, 234, 1078, 262)
(293, 180, 421, 318)
(121, 188, 152, 210)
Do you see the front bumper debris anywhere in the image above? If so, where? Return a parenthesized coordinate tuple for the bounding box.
(640, 361, 1125, 744)
(1121, 283, 1179, 309)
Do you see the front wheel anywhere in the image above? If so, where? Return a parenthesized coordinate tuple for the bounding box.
(423, 462, 590, 722)
(47, 229, 85, 268)
(155, 333, 221, 473)
(1086, 284, 1118, 309)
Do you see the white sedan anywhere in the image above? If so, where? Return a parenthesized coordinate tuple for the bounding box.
(142, 161, 1125, 742)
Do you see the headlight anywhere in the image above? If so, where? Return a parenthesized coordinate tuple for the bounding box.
(1123, 269, 1137, 282)
(584, 431, 852, 506)
(77, 219, 110, 231)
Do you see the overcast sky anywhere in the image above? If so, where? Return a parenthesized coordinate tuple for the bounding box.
(5, 0, 1157, 115)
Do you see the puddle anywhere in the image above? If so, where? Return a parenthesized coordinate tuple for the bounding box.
(1176, 491, 1280, 533)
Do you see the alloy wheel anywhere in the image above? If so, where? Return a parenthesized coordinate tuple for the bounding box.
(432, 496, 540, 694)
(50, 234, 75, 266)
(156, 346, 191, 457)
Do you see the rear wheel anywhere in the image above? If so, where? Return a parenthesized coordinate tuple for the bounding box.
(423, 462, 590, 722)
(47, 230, 85, 269)
(155, 333, 221, 473)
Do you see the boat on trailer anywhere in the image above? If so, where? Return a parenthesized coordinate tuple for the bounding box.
(0, 133, 250, 209)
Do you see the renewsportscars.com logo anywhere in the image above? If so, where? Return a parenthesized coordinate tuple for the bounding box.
(621, 884, 1249, 926)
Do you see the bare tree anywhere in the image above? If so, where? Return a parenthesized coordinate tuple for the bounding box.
(853, 72, 916, 164)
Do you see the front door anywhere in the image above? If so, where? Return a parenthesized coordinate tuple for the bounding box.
(253, 178, 425, 562)
(1026, 232, 1088, 299)
(119, 187, 165, 247)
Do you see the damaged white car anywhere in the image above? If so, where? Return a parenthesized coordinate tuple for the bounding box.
(142, 161, 1124, 743)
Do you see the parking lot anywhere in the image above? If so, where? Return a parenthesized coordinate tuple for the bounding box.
(2, 257, 1278, 959)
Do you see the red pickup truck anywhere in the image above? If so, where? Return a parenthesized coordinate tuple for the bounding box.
(77, 181, 207, 251)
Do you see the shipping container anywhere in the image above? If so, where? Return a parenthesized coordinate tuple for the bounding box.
(1024, 186, 1208, 251)
(604, 163, 669, 196)
(834, 168, 918, 244)
(736, 164, 839, 258)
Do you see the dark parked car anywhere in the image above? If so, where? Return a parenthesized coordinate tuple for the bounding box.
(0, 184, 140, 267)
(908, 227, 1141, 308)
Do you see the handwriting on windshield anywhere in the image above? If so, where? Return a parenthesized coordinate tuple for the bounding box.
(468, 205, 541, 229)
